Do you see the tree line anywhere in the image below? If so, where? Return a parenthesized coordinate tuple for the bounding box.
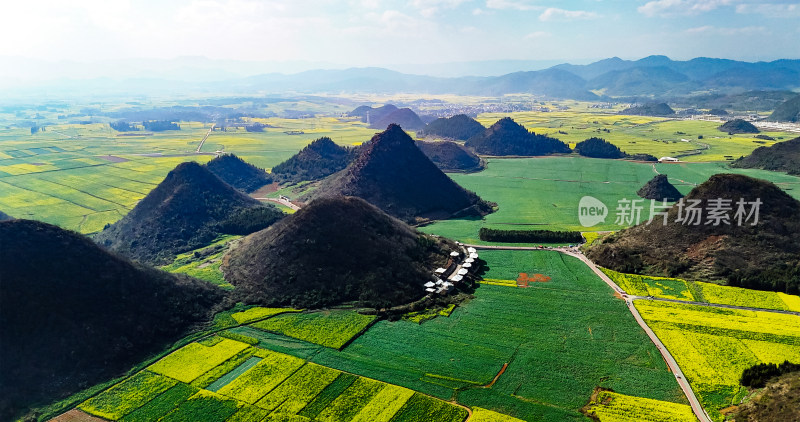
(479, 228, 583, 243)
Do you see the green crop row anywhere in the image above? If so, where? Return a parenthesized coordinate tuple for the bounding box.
(351, 384, 416, 422)
(215, 350, 305, 404)
(251, 310, 376, 349)
(148, 338, 250, 383)
(230, 306, 302, 324)
(315, 377, 385, 422)
(298, 373, 358, 419)
(391, 393, 469, 422)
(158, 390, 239, 422)
(256, 363, 340, 413)
(78, 371, 176, 420)
(119, 383, 198, 422)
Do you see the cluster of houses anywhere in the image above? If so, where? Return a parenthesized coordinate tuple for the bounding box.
(423, 246, 480, 296)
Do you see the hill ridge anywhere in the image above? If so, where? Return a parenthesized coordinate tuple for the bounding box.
(311, 124, 491, 221)
(223, 196, 455, 308)
(588, 174, 800, 293)
(95, 161, 280, 264)
(0, 219, 224, 420)
(466, 117, 570, 156)
(205, 153, 272, 193)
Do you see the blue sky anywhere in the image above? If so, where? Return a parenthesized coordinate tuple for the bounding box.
(1, 0, 798, 69)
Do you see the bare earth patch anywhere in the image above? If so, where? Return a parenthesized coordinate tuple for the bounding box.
(50, 409, 110, 422)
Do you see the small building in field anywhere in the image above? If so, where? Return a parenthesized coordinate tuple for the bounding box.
(658, 156, 679, 162)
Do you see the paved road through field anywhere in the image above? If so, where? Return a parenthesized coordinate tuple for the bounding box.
(463, 243, 715, 422)
(196, 124, 216, 153)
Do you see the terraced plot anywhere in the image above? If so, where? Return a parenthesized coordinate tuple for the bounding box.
(250, 309, 377, 349)
(583, 390, 698, 422)
(148, 338, 250, 383)
(601, 267, 800, 312)
(634, 300, 800, 421)
(75, 338, 471, 422)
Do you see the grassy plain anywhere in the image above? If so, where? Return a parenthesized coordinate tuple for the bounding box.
(634, 300, 800, 421)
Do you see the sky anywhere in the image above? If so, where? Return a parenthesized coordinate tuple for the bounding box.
(1, 0, 799, 79)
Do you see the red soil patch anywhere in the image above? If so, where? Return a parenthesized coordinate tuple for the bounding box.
(517, 273, 551, 287)
(50, 409, 109, 422)
(97, 155, 130, 163)
(483, 363, 509, 388)
(249, 181, 280, 197)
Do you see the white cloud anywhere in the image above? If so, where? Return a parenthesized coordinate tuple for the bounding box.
(735, 3, 800, 17)
(409, 0, 468, 17)
(685, 25, 714, 33)
(686, 25, 767, 35)
(638, 0, 738, 17)
(539, 7, 599, 21)
(524, 31, 552, 39)
(486, 0, 544, 11)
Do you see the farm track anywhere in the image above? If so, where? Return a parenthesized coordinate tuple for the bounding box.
(255, 197, 302, 211)
(463, 243, 719, 422)
(196, 124, 215, 153)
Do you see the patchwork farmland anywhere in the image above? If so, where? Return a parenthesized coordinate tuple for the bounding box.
(77, 337, 469, 422)
(4, 96, 800, 422)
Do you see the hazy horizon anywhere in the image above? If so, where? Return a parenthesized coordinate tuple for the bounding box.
(2, 0, 799, 86)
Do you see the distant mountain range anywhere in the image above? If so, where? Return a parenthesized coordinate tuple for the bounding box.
(5, 55, 799, 100)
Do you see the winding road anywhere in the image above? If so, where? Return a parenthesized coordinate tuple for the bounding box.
(463, 243, 716, 422)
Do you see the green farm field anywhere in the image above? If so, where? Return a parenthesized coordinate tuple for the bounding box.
(2, 102, 799, 236)
(420, 157, 800, 243)
(284, 250, 688, 421)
